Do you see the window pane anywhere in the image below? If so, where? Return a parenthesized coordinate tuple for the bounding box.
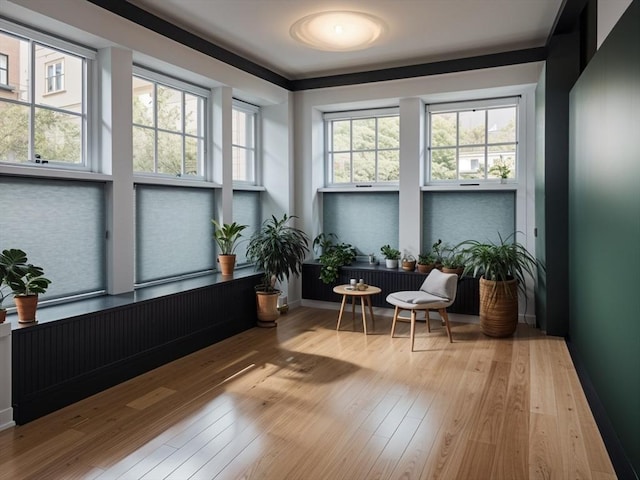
(353, 150, 375, 182)
(132, 77, 154, 127)
(488, 107, 516, 144)
(378, 149, 399, 181)
(157, 85, 182, 132)
(232, 108, 247, 145)
(352, 118, 375, 150)
(157, 131, 183, 175)
(459, 110, 485, 145)
(431, 112, 456, 147)
(331, 120, 350, 151)
(423, 191, 515, 250)
(431, 148, 457, 180)
(136, 185, 215, 284)
(35, 46, 83, 113)
(332, 152, 350, 183)
(0, 176, 106, 305)
(34, 108, 82, 163)
(133, 125, 155, 172)
(184, 136, 200, 176)
(323, 191, 399, 257)
(377, 116, 399, 149)
(488, 146, 516, 179)
(0, 32, 29, 102)
(459, 146, 485, 180)
(184, 93, 201, 136)
(0, 102, 29, 162)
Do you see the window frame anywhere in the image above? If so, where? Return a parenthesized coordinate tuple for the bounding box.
(45, 58, 64, 94)
(324, 107, 400, 187)
(426, 97, 520, 185)
(232, 99, 260, 186)
(0, 53, 8, 87)
(0, 20, 94, 170)
(132, 66, 209, 180)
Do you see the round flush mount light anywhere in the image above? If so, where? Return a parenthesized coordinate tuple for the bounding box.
(290, 11, 387, 52)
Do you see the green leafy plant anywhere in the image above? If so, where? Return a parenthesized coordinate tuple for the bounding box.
(441, 244, 465, 269)
(246, 214, 310, 292)
(0, 248, 51, 297)
(417, 252, 436, 265)
(431, 239, 443, 264)
(458, 233, 537, 295)
(211, 220, 247, 255)
(380, 245, 400, 260)
(489, 156, 511, 179)
(314, 234, 357, 284)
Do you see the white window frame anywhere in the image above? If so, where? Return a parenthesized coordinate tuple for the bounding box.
(324, 107, 400, 187)
(0, 20, 94, 170)
(426, 97, 520, 185)
(132, 66, 209, 180)
(0, 53, 8, 86)
(232, 99, 259, 186)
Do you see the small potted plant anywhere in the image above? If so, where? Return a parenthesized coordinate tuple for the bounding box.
(313, 233, 356, 284)
(441, 245, 465, 276)
(0, 248, 51, 323)
(417, 252, 436, 274)
(246, 214, 309, 327)
(489, 156, 511, 183)
(380, 245, 401, 269)
(212, 220, 248, 275)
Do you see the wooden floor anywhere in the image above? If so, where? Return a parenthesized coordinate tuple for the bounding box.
(0, 307, 616, 480)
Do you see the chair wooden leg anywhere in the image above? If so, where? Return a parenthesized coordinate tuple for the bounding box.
(425, 310, 431, 332)
(439, 308, 453, 343)
(410, 310, 416, 351)
(391, 306, 400, 337)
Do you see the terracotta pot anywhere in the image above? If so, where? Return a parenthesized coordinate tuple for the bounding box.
(0, 309, 6, 323)
(217, 254, 236, 275)
(442, 266, 464, 276)
(15, 294, 39, 324)
(479, 277, 518, 337)
(417, 263, 435, 274)
(255, 290, 280, 327)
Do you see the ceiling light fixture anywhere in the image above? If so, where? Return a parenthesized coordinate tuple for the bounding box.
(290, 11, 387, 52)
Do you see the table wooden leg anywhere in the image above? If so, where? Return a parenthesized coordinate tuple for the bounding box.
(367, 296, 375, 331)
(336, 295, 347, 330)
(360, 297, 368, 335)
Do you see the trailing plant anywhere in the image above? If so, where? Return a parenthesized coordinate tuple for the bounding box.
(211, 220, 247, 255)
(314, 233, 356, 284)
(246, 214, 309, 293)
(380, 245, 401, 260)
(458, 233, 538, 295)
(0, 248, 51, 297)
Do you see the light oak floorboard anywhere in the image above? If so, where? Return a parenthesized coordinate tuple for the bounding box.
(0, 307, 616, 479)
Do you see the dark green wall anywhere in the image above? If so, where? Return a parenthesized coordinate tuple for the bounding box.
(569, 0, 640, 474)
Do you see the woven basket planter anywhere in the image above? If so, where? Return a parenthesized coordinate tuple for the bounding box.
(479, 277, 518, 337)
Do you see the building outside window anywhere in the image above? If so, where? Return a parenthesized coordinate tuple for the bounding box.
(325, 108, 399, 185)
(0, 53, 8, 86)
(0, 28, 89, 166)
(45, 59, 64, 93)
(427, 99, 518, 182)
(132, 70, 207, 177)
(232, 100, 258, 184)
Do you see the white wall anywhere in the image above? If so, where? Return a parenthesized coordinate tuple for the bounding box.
(597, 0, 633, 49)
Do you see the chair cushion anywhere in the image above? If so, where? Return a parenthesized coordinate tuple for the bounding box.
(386, 291, 448, 310)
(420, 268, 455, 300)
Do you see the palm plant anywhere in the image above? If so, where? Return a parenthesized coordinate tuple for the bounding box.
(246, 214, 310, 292)
(211, 220, 247, 255)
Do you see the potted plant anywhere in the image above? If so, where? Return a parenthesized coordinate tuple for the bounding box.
(0, 248, 51, 323)
(246, 214, 309, 327)
(441, 245, 465, 276)
(212, 220, 248, 275)
(459, 234, 537, 337)
(313, 233, 356, 284)
(380, 245, 401, 269)
(490, 156, 511, 183)
(401, 253, 416, 271)
(417, 252, 436, 274)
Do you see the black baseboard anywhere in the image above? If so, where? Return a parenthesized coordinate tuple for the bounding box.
(566, 340, 638, 480)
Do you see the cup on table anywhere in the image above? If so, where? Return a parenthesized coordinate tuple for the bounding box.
(350, 278, 357, 289)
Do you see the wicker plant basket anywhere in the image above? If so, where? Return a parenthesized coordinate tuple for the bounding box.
(479, 277, 518, 337)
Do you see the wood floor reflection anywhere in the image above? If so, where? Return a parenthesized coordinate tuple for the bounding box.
(0, 307, 615, 479)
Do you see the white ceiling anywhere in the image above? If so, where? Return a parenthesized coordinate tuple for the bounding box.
(128, 0, 565, 80)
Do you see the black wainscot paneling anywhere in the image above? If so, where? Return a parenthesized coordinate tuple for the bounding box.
(12, 273, 261, 424)
(302, 262, 479, 314)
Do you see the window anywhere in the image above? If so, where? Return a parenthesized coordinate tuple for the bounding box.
(0, 28, 91, 166)
(132, 71, 207, 177)
(428, 99, 518, 182)
(45, 60, 64, 93)
(325, 108, 399, 185)
(232, 100, 258, 184)
(0, 53, 7, 86)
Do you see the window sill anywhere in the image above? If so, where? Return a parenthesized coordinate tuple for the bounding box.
(421, 183, 518, 191)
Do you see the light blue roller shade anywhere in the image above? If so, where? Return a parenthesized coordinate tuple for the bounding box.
(233, 190, 261, 265)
